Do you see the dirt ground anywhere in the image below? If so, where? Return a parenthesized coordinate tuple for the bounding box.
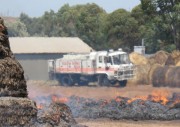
(27, 80, 180, 127)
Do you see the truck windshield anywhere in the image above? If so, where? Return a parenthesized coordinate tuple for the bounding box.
(112, 54, 130, 65)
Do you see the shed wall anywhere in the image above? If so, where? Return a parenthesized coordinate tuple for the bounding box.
(14, 54, 64, 80)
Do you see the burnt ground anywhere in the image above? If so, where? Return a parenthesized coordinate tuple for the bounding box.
(27, 80, 180, 127)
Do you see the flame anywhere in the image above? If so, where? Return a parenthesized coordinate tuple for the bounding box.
(37, 103, 44, 109)
(127, 90, 171, 105)
(115, 98, 121, 102)
(149, 90, 170, 105)
(127, 96, 148, 104)
(51, 95, 68, 103)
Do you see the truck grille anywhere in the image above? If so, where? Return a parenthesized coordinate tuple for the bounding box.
(115, 67, 134, 80)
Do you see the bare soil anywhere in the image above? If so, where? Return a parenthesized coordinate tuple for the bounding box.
(27, 80, 180, 127)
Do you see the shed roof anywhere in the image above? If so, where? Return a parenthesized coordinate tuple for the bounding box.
(9, 37, 93, 54)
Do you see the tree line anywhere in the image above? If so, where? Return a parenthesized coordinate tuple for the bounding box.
(6, 0, 180, 53)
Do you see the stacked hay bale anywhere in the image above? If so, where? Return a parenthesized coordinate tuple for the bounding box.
(149, 50, 169, 65)
(165, 50, 180, 66)
(130, 50, 180, 87)
(151, 50, 180, 87)
(129, 52, 151, 84)
(152, 66, 180, 87)
(0, 17, 38, 126)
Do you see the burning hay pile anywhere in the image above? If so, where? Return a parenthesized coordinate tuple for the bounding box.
(37, 102, 77, 127)
(0, 17, 79, 127)
(129, 50, 180, 87)
(33, 92, 180, 121)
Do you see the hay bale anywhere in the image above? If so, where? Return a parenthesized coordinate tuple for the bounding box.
(129, 52, 148, 65)
(166, 50, 180, 66)
(131, 64, 151, 85)
(148, 64, 162, 85)
(165, 67, 180, 87)
(0, 17, 27, 97)
(149, 50, 169, 65)
(152, 66, 180, 87)
(0, 97, 37, 127)
(176, 61, 180, 66)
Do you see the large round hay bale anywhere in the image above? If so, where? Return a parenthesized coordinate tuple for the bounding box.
(131, 64, 151, 85)
(152, 66, 180, 87)
(176, 61, 180, 66)
(148, 64, 162, 85)
(165, 67, 180, 87)
(129, 52, 148, 65)
(149, 50, 169, 65)
(166, 50, 180, 66)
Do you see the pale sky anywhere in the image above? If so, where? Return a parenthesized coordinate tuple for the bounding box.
(0, 0, 140, 17)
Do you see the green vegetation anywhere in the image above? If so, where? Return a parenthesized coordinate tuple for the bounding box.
(6, 1, 180, 53)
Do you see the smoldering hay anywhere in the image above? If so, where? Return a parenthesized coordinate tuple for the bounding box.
(32, 93, 180, 120)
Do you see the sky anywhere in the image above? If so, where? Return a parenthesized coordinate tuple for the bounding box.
(0, 0, 140, 17)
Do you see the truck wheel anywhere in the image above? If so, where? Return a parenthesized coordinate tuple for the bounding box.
(102, 76, 110, 86)
(60, 76, 73, 86)
(98, 75, 110, 86)
(119, 80, 127, 87)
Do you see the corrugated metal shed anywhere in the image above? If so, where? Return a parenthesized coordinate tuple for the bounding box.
(9, 37, 93, 54)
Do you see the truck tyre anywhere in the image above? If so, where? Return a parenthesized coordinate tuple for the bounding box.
(60, 75, 73, 86)
(119, 80, 127, 87)
(98, 75, 110, 86)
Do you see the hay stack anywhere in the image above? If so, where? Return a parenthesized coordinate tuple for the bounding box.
(129, 52, 148, 65)
(148, 64, 162, 85)
(165, 50, 180, 66)
(131, 64, 151, 85)
(176, 61, 180, 66)
(38, 102, 77, 126)
(149, 50, 169, 65)
(129, 52, 150, 84)
(0, 17, 27, 97)
(0, 97, 37, 127)
(152, 66, 180, 87)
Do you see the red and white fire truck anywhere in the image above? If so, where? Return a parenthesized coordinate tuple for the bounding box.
(48, 49, 134, 86)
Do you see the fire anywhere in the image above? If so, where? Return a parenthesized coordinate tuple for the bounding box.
(37, 103, 44, 109)
(127, 90, 171, 105)
(149, 90, 170, 105)
(127, 96, 148, 104)
(51, 95, 69, 103)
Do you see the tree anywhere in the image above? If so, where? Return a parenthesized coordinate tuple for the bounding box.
(141, 0, 180, 50)
(5, 20, 29, 37)
(75, 3, 107, 50)
(56, 4, 78, 36)
(105, 9, 140, 52)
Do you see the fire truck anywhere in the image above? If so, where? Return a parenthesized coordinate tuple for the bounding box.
(48, 49, 134, 86)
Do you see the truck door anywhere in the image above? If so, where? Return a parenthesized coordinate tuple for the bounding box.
(96, 55, 106, 72)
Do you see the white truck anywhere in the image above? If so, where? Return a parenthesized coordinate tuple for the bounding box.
(48, 49, 134, 86)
